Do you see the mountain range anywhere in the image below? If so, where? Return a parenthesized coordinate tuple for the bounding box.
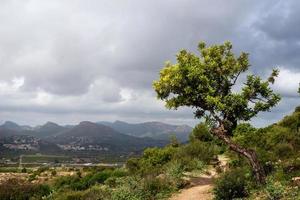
(0, 120, 192, 156)
(98, 120, 192, 142)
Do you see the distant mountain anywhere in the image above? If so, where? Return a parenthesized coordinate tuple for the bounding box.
(0, 120, 181, 156)
(0, 121, 23, 131)
(0, 121, 35, 137)
(52, 121, 166, 152)
(98, 120, 193, 142)
(58, 121, 118, 138)
(34, 122, 67, 138)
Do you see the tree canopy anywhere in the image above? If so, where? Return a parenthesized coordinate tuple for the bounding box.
(153, 41, 281, 132)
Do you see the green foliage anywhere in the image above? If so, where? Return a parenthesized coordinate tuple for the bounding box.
(153, 41, 281, 184)
(189, 123, 213, 142)
(153, 41, 280, 128)
(230, 108, 300, 198)
(36, 166, 50, 175)
(51, 169, 57, 176)
(164, 160, 186, 188)
(233, 114, 300, 168)
(21, 167, 27, 173)
(49, 185, 111, 200)
(213, 168, 249, 200)
(137, 146, 177, 175)
(0, 167, 24, 173)
(265, 178, 285, 200)
(111, 186, 141, 200)
(169, 135, 180, 147)
(54, 168, 128, 191)
(110, 175, 176, 200)
(126, 157, 140, 173)
(28, 173, 38, 182)
(175, 141, 216, 165)
(0, 179, 51, 200)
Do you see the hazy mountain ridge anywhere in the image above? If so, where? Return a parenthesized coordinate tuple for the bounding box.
(98, 120, 193, 142)
(0, 120, 184, 155)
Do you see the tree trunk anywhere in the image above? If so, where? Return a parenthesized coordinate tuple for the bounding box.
(212, 126, 266, 184)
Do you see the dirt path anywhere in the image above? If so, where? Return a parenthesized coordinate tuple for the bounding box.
(169, 156, 228, 200)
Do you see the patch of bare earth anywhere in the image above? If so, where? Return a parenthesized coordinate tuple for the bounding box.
(169, 156, 228, 200)
(0, 173, 28, 184)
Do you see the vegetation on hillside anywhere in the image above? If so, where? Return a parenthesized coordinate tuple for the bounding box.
(153, 41, 281, 184)
(0, 135, 218, 200)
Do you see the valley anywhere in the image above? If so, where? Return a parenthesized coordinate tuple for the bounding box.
(0, 120, 192, 164)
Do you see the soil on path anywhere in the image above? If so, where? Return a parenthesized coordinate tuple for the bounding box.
(169, 156, 228, 200)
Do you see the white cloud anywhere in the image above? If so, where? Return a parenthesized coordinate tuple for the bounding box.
(273, 68, 300, 97)
(0, 77, 24, 94)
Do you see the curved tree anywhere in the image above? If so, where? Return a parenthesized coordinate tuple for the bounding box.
(153, 41, 281, 184)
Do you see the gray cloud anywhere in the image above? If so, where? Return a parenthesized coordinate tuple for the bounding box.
(0, 0, 299, 126)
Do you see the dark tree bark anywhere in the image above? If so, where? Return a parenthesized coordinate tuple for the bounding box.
(212, 125, 266, 184)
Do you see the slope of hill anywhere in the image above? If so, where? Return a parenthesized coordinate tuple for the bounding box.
(34, 122, 67, 138)
(0, 121, 23, 131)
(0, 121, 176, 156)
(98, 120, 192, 142)
(52, 121, 167, 152)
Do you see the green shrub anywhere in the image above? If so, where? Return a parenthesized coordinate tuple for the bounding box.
(87, 171, 112, 185)
(111, 186, 141, 200)
(49, 185, 111, 200)
(0, 179, 51, 200)
(54, 175, 81, 190)
(126, 158, 140, 173)
(141, 147, 177, 167)
(175, 141, 215, 165)
(274, 143, 294, 158)
(51, 170, 57, 176)
(142, 176, 175, 199)
(28, 173, 37, 182)
(21, 167, 27, 173)
(81, 185, 111, 200)
(189, 123, 213, 142)
(164, 160, 185, 188)
(36, 166, 49, 175)
(104, 177, 117, 187)
(213, 169, 249, 200)
(265, 178, 285, 200)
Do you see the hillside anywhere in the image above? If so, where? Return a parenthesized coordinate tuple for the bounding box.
(51, 121, 167, 152)
(34, 122, 67, 138)
(0, 121, 169, 156)
(98, 120, 192, 142)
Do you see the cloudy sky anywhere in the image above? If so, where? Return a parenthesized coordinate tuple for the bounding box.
(0, 0, 299, 127)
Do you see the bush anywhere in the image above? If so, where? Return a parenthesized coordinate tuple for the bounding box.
(126, 158, 140, 173)
(54, 175, 81, 190)
(213, 169, 249, 200)
(141, 147, 177, 167)
(175, 141, 215, 165)
(142, 176, 175, 199)
(189, 123, 213, 142)
(0, 179, 51, 200)
(51, 170, 57, 176)
(104, 177, 117, 187)
(36, 166, 49, 175)
(274, 143, 294, 158)
(111, 186, 141, 200)
(164, 160, 185, 188)
(21, 167, 27, 173)
(265, 178, 285, 200)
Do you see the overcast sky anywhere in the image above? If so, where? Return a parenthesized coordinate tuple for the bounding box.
(0, 0, 299, 127)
